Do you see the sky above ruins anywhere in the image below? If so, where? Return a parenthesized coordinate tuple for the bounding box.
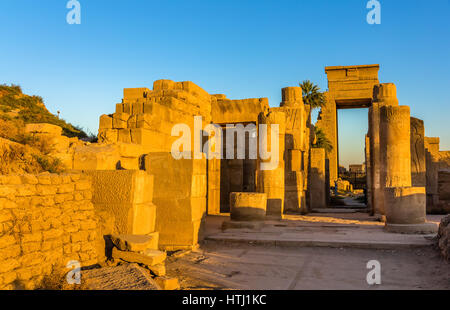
(1, 0, 449, 168)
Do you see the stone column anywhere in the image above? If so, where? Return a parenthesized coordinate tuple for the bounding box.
(410, 117, 426, 187)
(369, 83, 399, 216)
(309, 148, 327, 209)
(257, 110, 286, 219)
(280, 87, 308, 214)
(379, 105, 436, 234)
(380, 105, 412, 188)
(365, 134, 372, 212)
(425, 137, 440, 210)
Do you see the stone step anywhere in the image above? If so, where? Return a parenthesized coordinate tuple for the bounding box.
(112, 248, 167, 267)
(110, 232, 159, 252)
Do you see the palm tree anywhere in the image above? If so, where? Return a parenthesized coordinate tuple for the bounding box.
(299, 80, 326, 109)
(312, 126, 333, 154)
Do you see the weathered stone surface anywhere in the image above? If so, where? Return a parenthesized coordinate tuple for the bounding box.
(380, 105, 412, 188)
(155, 276, 180, 290)
(309, 148, 327, 209)
(112, 248, 166, 267)
(25, 123, 62, 136)
(369, 83, 400, 216)
(73, 144, 120, 170)
(0, 173, 98, 290)
(148, 263, 166, 277)
(257, 110, 286, 219)
(110, 233, 159, 252)
(229, 192, 267, 221)
(85, 170, 156, 235)
(410, 117, 426, 187)
(384, 187, 426, 225)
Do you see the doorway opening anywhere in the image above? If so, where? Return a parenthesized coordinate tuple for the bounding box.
(334, 108, 369, 208)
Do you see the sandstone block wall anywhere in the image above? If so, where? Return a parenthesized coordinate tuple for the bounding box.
(425, 138, 450, 213)
(93, 80, 212, 250)
(0, 173, 98, 290)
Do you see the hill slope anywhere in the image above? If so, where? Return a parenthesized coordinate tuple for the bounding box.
(0, 84, 89, 139)
(0, 84, 90, 174)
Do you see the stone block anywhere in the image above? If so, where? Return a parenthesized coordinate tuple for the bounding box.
(384, 187, 426, 225)
(148, 263, 166, 277)
(123, 88, 150, 101)
(73, 144, 120, 170)
(98, 129, 119, 144)
(25, 123, 62, 136)
(86, 170, 153, 204)
(112, 248, 166, 266)
(110, 232, 159, 252)
(153, 80, 175, 91)
(155, 276, 180, 290)
(309, 148, 327, 209)
(230, 192, 267, 221)
(99, 114, 113, 129)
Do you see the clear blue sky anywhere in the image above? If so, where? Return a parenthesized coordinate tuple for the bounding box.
(1, 0, 449, 168)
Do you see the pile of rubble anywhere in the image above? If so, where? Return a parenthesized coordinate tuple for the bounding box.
(109, 234, 180, 290)
(437, 215, 450, 261)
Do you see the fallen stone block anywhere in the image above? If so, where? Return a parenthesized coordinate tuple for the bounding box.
(147, 263, 166, 277)
(155, 276, 180, 290)
(112, 248, 166, 267)
(25, 123, 62, 136)
(111, 232, 159, 252)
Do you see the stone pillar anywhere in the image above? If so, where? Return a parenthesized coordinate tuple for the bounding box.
(380, 105, 412, 189)
(379, 105, 436, 234)
(369, 83, 399, 216)
(425, 137, 440, 210)
(281, 87, 303, 106)
(229, 192, 267, 221)
(257, 110, 286, 219)
(410, 117, 426, 187)
(309, 148, 327, 209)
(365, 134, 372, 212)
(280, 87, 308, 214)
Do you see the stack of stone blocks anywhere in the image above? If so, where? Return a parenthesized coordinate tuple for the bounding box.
(94, 80, 212, 251)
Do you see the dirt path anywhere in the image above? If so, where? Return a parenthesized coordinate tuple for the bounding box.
(166, 242, 450, 290)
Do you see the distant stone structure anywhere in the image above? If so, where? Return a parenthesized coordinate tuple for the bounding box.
(349, 164, 365, 174)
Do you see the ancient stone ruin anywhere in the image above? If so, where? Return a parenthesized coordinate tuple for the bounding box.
(1, 64, 449, 289)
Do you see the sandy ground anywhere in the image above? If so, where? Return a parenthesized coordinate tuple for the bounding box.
(164, 209, 449, 290)
(166, 242, 449, 290)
